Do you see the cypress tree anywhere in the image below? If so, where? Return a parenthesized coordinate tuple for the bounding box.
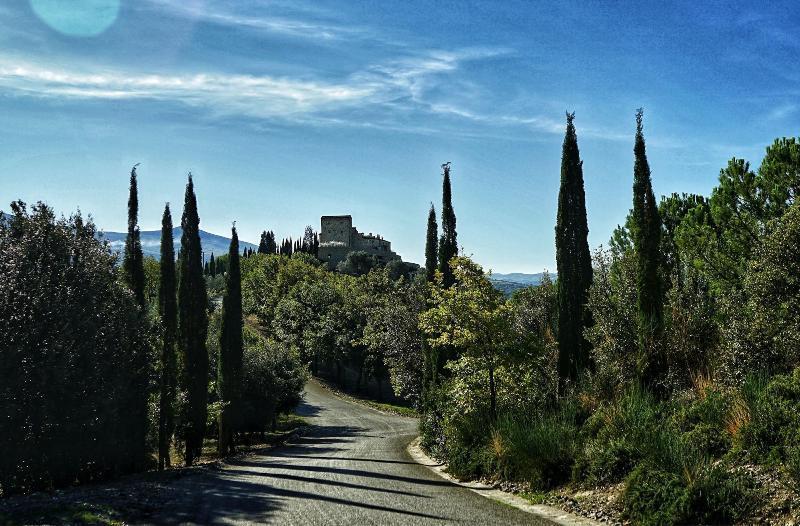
(631, 109, 664, 391)
(158, 203, 178, 470)
(123, 164, 146, 308)
(178, 174, 208, 466)
(425, 203, 438, 282)
(267, 231, 277, 254)
(438, 162, 458, 288)
(258, 231, 269, 254)
(218, 225, 243, 456)
(209, 253, 216, 277)
(555, 112, 593, 392)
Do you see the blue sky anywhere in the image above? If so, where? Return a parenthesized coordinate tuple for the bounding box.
(0, 0, 798, 272)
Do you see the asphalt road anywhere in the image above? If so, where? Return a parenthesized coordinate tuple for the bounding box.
(153, 380, 551, 525)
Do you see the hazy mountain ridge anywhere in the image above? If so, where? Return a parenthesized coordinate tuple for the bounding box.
(101, 228, 257, 260)
(488, 272, 554, 295)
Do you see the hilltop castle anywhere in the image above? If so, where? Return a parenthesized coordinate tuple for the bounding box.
(318, 215, 400, 269)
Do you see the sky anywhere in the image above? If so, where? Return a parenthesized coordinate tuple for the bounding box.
(0, 0, 798, 273)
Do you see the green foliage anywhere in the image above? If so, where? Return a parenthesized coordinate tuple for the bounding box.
(488, 409, 577, 488)
(177, 174, 209, 466)
(217, 226, 243, 455)
(631, 109, 665, 392)
(438, 162, 458, 288)
(585, 247, 639, 395)
(622, 465, 689, 526)
(672, 386, 733, 457)
(574, 387, 685, 484)
(421, 257, 511, 418)
(622, 462, 761, 525)
(555, 112, 593, 389)
(425, 203, 438, 282)
(336, 250, 378, 276)
(157, 204, 178, 470)
(240, 327, 308, 433)
(740, 201, 800, 375)
(0, 202, 150, 494)
(740, 368, 800, 466)
(122, 165, 146, 308)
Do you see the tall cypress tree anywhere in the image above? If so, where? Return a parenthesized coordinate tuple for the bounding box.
(555, 112, 593, 392)
(218, 225, 243, 455)
(258, 231, 269, 254)
(178, 174, 208, 466)
(425, 203, 438, 282)
(631, 108, 664, 391)
(158, 203, 178, 470)
(438, 162, 457, 288)
(123, 164, 146, 308)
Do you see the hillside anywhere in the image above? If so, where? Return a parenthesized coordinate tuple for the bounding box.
(489, 272, 553, 295)
(101, 228, 257, 260)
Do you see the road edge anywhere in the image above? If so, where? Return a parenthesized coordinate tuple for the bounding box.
(406, 437, 601, 526)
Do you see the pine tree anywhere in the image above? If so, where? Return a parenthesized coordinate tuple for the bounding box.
(158, 203, 178, 470)
(425, 203, 438, 282)
(178, 174, 208, 466)
(631, 109, 664, 392)
(123, 164, 146, 308)
(438, 163, 458, 288)
(555, 112, 593, 392)
(218, 225, 243, 456)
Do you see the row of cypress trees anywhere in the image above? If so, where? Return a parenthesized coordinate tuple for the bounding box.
(555, 109, 664, 394)
(422, 161, 458, 400)
(124, 170, 247, 467)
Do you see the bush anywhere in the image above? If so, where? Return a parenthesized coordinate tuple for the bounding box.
(240, 327, 308, 433)
(672, 386, 733, 457)
(740, 368, 800, 464)
(622, 465, 688, 525)
(488, 408, 577, 488)
(573, 387, 684, 484)
(686, 463, 761, 524)
(622, 462, 761, 525)
(0, 203, 151, 494)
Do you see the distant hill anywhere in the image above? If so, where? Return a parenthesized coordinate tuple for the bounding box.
(489, 272, 554, 296)
(101, 228, 257, 260)
(1, 211, 256, 257)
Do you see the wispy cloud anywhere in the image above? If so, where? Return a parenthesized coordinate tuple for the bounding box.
(0, 48, 562, 137)
(0, 59, 372, 117)
(148, 0, 369, 41)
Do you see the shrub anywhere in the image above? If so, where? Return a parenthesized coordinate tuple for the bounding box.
(622, 464, 689, 525)
(672, 386, 733, 457)
(440, 410, 492, 479)
(573, 387, 684, 484)
(740, 368, 800, 463)
(0, 203, 150, 494)
(622, 462, 761, 525)
(488, 408, 577, 488)
(686, 463, 761, 524)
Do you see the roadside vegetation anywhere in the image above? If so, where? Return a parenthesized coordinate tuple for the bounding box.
(417, 116, 800, 524)
(2, 111, 800, 524)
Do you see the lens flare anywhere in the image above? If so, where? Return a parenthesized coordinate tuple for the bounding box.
(30, 0, 120, 37)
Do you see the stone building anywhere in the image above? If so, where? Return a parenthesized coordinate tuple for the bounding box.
(318, 215, 400, 269)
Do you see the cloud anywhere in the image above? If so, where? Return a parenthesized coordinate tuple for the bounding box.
(148, 0, 369, 41)
(0, 58, 374, 117)
(0, 47, 581, 141)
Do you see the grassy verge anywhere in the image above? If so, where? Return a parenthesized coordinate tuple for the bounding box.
(313, 377, 419, 417)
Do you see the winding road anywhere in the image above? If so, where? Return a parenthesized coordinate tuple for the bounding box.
(153, 380, 553, 525)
